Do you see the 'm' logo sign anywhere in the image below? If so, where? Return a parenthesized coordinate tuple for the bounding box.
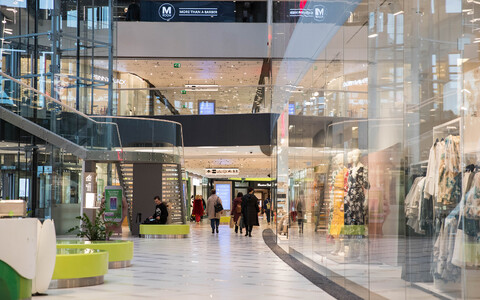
(314, 5, 326, 21)
(159, 3, 175, 21)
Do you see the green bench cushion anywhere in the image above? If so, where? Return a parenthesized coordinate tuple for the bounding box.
(52, 249, 108, 280)
(139, 224, 190, 235)
(56, 240, 133, 262)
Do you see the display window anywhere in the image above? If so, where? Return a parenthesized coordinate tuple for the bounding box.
(271, 0, 480, 299)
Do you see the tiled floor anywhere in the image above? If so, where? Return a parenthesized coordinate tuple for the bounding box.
(37, 222, 335, 300)
(282, 222, 461, 300)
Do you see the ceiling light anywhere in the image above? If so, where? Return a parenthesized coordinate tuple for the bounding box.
(368, 33, 378, 38)
(393, 10, 404, 16)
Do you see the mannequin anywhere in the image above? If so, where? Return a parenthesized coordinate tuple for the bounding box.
(344, 149, 369, 259)
(344, 148, 368, 226)
(328, 153, 347, 255)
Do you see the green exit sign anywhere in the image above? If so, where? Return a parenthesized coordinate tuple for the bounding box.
(181, 90, 187, 94)
(174, 63, 181, 68)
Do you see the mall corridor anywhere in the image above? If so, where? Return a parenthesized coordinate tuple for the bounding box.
(36, 222, 334, 300)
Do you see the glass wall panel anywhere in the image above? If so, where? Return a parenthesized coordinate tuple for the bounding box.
(271, 0, 480, 298)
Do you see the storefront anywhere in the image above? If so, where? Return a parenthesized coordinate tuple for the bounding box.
(272, 0, 480, 299)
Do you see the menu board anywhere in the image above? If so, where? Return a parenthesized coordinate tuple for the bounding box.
(214, 182, 231, 210)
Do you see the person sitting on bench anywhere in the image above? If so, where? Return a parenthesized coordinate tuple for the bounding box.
(146, 196, 168, 224)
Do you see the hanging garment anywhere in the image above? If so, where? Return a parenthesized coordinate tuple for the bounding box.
(405, 177, 426, 234)
(432, 204, 461, 283)
(437, 136, 461, 206)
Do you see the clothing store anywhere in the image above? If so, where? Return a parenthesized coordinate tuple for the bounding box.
(272, 1, 480, 299)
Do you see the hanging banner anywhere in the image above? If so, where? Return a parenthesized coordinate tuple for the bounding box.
(104, 186, 123, 223)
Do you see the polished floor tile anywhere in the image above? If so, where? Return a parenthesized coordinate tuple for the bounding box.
(36, 222, 335, 300)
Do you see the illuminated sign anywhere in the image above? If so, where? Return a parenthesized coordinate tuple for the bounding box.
(159, 3, 175, 20)
(93, 74, 126, 86)
(206, 168, 239, 175)
(214, 182, 231, 210)
(288, 103, 295, 115)
(342, 78, 368, 88)
(198, 100, 215, 115)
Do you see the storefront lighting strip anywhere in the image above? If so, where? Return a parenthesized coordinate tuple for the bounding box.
(228, 178, 274, 182)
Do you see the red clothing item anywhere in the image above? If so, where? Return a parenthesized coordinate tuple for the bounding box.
(192, 198, 204, 217)
(231, 197, 242, 222)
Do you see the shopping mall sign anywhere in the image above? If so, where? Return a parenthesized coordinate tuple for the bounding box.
(274, 1, 359, 24)
(142, 1, 235, 22)
(289, 4, 326, 21)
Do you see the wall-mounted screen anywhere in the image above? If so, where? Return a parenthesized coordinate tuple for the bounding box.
(214, 181, 231, 210)
(198, 100, 215, 115)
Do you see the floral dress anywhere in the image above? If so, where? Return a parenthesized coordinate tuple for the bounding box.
(344, 165, 369, 226)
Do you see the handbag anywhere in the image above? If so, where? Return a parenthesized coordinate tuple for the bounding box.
(214, 198, 223, 213)
(229, 217, 234, 228)
(236, 204, 242, 214)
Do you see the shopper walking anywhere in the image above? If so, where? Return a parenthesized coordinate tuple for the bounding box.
(192, 195, 204, 224)
(263, 194, 272, 225)
(242, 187, 259, 237)
(207, 189, 223, 234)
(231, 192, 243, 234)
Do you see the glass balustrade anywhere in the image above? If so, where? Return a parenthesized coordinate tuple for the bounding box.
(0, 71, 122, 151)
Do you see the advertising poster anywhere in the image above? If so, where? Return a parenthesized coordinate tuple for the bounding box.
(214, 181, 231, 210)
(104, 186, 123, 223)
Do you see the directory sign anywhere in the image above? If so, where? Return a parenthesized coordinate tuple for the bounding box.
(104, 186, 123, 223)
(198, 100, 215, 115)
(214, 181, 231, 210)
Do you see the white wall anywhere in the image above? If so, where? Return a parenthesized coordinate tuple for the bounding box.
(116, 22, 268, 58)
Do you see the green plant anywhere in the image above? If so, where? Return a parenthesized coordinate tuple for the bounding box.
(67, 207, 115, 241)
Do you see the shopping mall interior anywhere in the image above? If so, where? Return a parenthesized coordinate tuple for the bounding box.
(1, 0, 480, 299)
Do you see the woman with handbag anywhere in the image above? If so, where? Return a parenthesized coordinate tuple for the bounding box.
(242, 187, 260, 237)
(207, 189, 223, 234)
(231, 192, 244, 234)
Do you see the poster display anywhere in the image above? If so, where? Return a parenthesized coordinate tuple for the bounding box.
(214, 181, 231, 210)
(104, 186, 123, 223)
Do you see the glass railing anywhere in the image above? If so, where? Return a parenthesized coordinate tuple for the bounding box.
(91, 116, 184, 161)
(90, 86, 367, 118)
(0, 71, 122, 151)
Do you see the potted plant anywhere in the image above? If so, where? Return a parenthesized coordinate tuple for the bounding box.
(67, 208, 116, 241)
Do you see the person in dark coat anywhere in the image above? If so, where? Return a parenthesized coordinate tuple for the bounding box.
(242, 187, 259, 237)
(125, 0, 140, 21)
(192, 195, 204, 224)
(231, 192, 243, 234)
(149, 195, 168, 224)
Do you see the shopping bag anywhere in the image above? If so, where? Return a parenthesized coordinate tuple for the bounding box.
(229, 217, 234, 228)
